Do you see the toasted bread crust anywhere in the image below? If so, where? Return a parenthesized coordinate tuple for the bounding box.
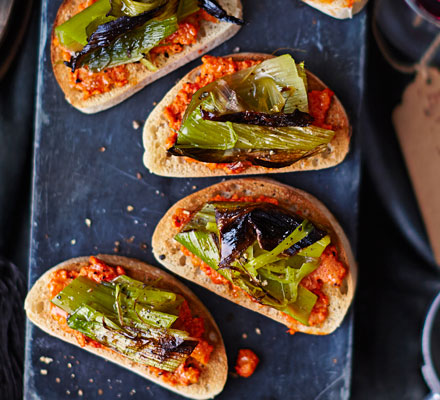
(142, 52, 351, 177)
(152, 178, 357, 335)
(51, 0, 242, 113)
(24, 255, 227, 399)
(301, 0, 368, 19)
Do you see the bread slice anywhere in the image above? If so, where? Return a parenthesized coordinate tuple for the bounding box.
(51, 0, 242, 113)
(25, 255, 227, 400)
(301, 0, 368, 19)
(142, 53, 351, 177)
(152, 178, 357, 335)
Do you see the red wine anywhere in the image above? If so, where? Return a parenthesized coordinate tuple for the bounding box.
(414, 0, 440, 19)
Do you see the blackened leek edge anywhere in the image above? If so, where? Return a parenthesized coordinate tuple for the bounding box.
(52, 274, 198, 371)
(175, 202, 331, 325)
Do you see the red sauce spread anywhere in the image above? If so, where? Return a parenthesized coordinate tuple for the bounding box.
(48, 256, 213, 386)
(174, 197, 347, 331)
(151, 10, 216, 58)
(308, 88, 334, 130)
(55, 5, 216, 99)
(235, 349, 259, 378)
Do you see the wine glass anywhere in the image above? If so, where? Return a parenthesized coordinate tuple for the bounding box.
(405, 0, 440, 27)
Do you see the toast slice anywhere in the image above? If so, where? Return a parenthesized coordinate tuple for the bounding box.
(25, 255, 227, 400)
(152, 178, 357, 335)
(302, 0, 368, 19)
(51, 0, 242, 113)
(142, 53, 351, 177)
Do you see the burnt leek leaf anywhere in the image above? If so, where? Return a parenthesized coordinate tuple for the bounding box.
(198, 0, 244, 25)
(200, 108, 313, 127)
(68, 304, 197, 371)
(55, 0, 112, 50)
(65, 5, 167, 71)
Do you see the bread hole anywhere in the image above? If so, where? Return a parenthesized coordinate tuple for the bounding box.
(35, 301, 44, 314)
(179, 255, 186, 266)
(339, 278, 348, 295)
(312, 158, 318, 167)
(208, 331, 218, 343)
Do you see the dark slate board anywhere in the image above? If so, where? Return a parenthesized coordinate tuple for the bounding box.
(24, 1, 365, 399)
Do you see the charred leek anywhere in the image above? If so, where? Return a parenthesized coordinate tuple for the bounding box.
(56, 0, 241, 71)
(175, 202, 331, 325)
(51, 274, 197, 371)
(169, 55, 335, 168)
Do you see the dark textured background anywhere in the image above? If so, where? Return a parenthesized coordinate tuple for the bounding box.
(0, 0, 439, 399)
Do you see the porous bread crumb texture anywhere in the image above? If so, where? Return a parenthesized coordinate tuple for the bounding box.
(152, 178, 357, 335)
(51, 0, 242, 113)
(24, 255, 228, 400)
(142, 53, 351, 178)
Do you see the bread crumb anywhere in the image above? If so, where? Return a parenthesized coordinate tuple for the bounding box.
(126, 205, 134, 212)
(55, 377, 61, 383)
(132, 120, 141, 130)
(129, 389, 136, 395)
(125, 236, 135, 244)
(136, 172, 142, 179)
(333, 358, 338, 364)
(192, 185, 197, 190)
(155, 190, 160, 195)
(114, 241, 121, 253)
(71, 373, 75, 378)
(78, 389, 83, 396)
(242, 333, 247, 339)
(39, 356, 53, 364)
(153, 101, 157, 106)
(70, 239, 76, 245)
(98, 389, 103, 395)
(99, 146, 106, 152)
(140, 243, 148, 250)
(89, 378, 94, 383)
(255, 328, 261, 335)
(66, 390, 71, 395)
(85, 218, 92, 227)
(40, 369, 48, 375)
(67, 363, 72, 368)
(233, 46, 240, 53)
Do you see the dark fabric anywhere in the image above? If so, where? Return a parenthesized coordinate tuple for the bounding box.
(0, 258, 26, 400)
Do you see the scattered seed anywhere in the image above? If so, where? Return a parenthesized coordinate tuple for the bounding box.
(99, 146, 106, 152)
(89, 378, 94, 383)
(136, 172, 142, 179)
(98, 389, 103, 395)
(255, 328, 261, 335)
(67, 363, 72, 368)
(153, 101, 157, 106)
(129, 389, 136, 396)
(132, 120, 141, 130)
(66, 390, 71, 395)
(85, 218, 92, 227)
(192, 185, 197, 190)
(39, 356, 53, 364)
(233, 46, 240, 53)
(70, 239, 76, 245)
(78, 389, 83, 396)
(140, 243, 148, 250)
(242, 333, 248, 339)
(126, 205, 134, 212)
(55, 377, 61, 383)
(126, 236, 135, 244)
(40, 369, 48, 375)
(71, 373, 75, 378)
